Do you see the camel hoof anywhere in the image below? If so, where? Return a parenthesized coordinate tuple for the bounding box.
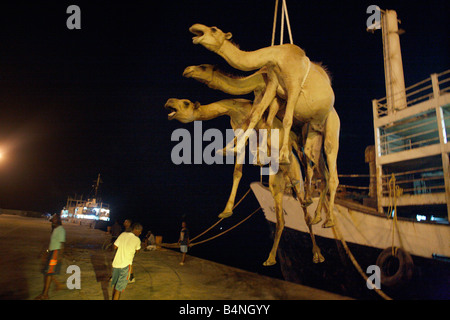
(302, 198, 313, 208)
(322, 219, 335, 228)
(313, 252, 325, 264)
(218, 211, 233, 219)
(309, 215, 322, 226)
(263, 259, 277, 266)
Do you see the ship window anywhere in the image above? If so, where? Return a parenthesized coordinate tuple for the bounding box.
(442, 104, 450, 143)
(380, 109, 439, 155)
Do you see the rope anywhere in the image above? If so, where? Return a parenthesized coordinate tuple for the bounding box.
(280, 0, 285, 45)
(282, 0, 294, 44)
(161, 187, 253, 249)
(387, 173, 403, 255)
(190, 187, 251, 242)
(271, 0, 294, 46)
(190, 207, 261, 247)
(271, 0, 279, 46)
(331, 220, 393, 300)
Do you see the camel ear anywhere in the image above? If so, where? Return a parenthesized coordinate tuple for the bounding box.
(225, 32, 232, 40)
(194, 101, 201, 109)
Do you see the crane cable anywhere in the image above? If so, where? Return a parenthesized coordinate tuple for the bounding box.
(271, 0, 294, 46)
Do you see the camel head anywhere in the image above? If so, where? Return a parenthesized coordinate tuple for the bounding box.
(182, 64, 216, 84)
(164, 98, 200, 123)
(189, 24, 232, 52)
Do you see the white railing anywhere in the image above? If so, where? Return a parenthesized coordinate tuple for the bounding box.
(374, 69, 450, 118)
(380, 166, 445, 196)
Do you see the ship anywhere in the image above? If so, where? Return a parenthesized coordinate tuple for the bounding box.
(251, 8, 450, 299)
(60, 174, 111, 222)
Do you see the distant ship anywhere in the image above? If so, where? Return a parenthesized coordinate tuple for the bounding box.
(252, 9, 450, 299)
(61, 174, 111, 222)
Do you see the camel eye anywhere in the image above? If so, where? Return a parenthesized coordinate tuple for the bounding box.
(200, 65, 207, 71)
(211, 27, 217, 33)
(183, 101, 189, 107)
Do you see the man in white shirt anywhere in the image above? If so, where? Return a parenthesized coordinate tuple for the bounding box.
(111, 223, 142, 300)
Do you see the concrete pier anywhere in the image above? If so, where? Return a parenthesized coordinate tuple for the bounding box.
(0, 214, 351, 300)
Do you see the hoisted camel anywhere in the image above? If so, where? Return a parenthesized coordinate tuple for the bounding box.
(188, 24, 339, 227)
(164, 98, 325, 265)
(183, 64, 340, 227)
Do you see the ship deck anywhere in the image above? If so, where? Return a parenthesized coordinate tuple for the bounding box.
(0, 214, 351, 300)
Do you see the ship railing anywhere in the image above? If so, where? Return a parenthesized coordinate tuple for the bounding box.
(379, 118, 440, 155)
(336, 173, 372, 192)
(374, 69, 450, 118)
(335, 167, 445, 196)
(380, 166, 445, 196)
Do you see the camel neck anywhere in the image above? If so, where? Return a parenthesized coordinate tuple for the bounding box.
(210, 70, 264, 96)
(196, 100, 251, 127)
(217, 41, 270, 72)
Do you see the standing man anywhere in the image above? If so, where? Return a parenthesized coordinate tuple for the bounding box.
(111, 223, 142, 300)
(122, 218, 135, 282)
(109, 220, 123, 250)
(178, 221, 190, 266)
(35, 213, 66, 300)
(123, 219, 132, 232)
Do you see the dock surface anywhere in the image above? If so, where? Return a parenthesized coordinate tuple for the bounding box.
(0, 214, 351, 300)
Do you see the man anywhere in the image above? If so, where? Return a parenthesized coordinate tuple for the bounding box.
(178, 221, 189, 266)
(123, 219, 132, 232)
(122, 218, 136, 282)
(35, 213, 66, 300)
(111, 223, 142, 300)
(109, 220, 123, 250)
(144, 230, 156, 251)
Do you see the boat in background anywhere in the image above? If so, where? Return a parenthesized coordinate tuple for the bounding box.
(61, 174, 111, 222)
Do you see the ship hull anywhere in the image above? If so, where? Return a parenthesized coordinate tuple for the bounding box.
(251, 182, 450, 299)
(269, 222, 449, 299)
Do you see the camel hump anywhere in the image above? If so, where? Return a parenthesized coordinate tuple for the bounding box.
(278, 43, 306, 56)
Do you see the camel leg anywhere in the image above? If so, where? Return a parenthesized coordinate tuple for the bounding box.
(303, 127, 323, 209)
(265, 98, 281, 129)
(310, 153, 329, 225)
(219, 162, 243, 218)
(286, 160, 324, 264)
(322, 109, 340, 228)
(221, 76, 278, 155)
(279, 88, 301, 165)
(263, 171, 285, 266)
(258, 98, 282, 161)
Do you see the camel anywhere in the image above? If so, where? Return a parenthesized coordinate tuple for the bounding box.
(164, 98, 325, 265)
(189, 24, 339, 227)
(183, 64, 340, 227)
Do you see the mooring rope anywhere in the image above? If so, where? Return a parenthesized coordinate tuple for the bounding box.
(332, 208, 393, 300)
(161, 187, 253, 248)
(190, 207, 261, 247)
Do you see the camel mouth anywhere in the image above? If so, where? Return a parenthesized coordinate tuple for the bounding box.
(182, 67, 193, 78)
(189, 25, 205, 44)
(165, 105, 178, 120)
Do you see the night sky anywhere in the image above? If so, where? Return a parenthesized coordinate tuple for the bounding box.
(0, 1, 448, 236)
